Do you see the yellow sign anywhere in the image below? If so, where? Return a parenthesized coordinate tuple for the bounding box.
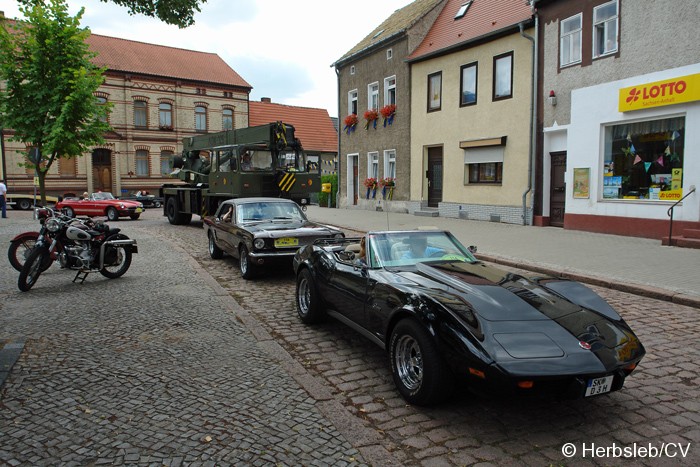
(33, 176, 40, 187)
(659, 190, 683, 201)
(619, 73, 700, 112)
(321, 183, 332, 193)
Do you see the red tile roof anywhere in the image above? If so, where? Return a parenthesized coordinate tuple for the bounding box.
(86, 34, 251, 89)
(249, 101, 337, 153)
(408, 0, 533, 61)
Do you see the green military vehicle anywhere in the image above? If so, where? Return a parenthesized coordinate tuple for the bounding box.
(160, 121, 320, 225)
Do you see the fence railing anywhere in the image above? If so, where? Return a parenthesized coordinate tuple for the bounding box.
(667, 185, 696, 246)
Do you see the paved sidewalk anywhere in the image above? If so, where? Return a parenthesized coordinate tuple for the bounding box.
(305, 205, 700, 307)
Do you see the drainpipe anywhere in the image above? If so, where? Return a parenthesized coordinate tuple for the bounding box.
(335, 66, 341, 209)
(520, 5, 539, 226)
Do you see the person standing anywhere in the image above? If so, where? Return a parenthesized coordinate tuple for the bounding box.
(0, 180, 7, 218)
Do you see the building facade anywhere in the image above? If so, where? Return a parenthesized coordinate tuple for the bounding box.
(1, 33, 251, 198)
(536, 0, 700, 238)
(333, 0, 445, 212)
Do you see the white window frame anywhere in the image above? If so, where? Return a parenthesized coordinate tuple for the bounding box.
(367, 152, 379, 179)
(348, 89, 358, 115)
(386, 48, 393, 60)
(384, 76, 396, 106)
(593, 0, 618, 58)
(350, 65, 356, 75)
(560, 13, 582, 67)
(368, 82, 379, 110)
(135, 149, 150, 176)
(383, 149, 396, 179)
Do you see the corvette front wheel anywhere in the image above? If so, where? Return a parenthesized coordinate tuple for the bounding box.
(296, 268, 324, 324)
(389, 319, 454, 406)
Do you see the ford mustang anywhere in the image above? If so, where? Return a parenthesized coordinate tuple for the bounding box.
(203, 197, 344, 279)
(56, 192, 144, 220)
(292, 230, 645, 405)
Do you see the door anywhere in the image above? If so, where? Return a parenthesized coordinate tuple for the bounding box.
(427, 147, 443, 207)
(92, 149, 112, 193)
(550, 151, 567, 227)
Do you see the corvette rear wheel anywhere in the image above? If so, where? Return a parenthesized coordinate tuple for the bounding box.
(106, 207, 119, 221)
(390, 319, 454, 406)
(296, 268, 324, 324)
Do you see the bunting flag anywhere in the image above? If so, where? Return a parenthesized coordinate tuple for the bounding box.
(644, 162, 652, 172)
(634, 155, 642, 165)
(672, 130, 680, 140)
(626, 133, 632, 142)
(630, 144, 636, 154)
(657, 155, 664, 166)
(665, 146, 671, 155)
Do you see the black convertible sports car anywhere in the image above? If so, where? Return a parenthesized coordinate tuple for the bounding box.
(293, 230, 645, 406)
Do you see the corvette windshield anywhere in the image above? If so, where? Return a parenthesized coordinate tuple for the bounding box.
(368, 231, 476, 267)
(91, 192, 116, 200)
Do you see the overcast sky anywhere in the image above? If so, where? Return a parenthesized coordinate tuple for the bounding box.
(3, 0, 414, 118)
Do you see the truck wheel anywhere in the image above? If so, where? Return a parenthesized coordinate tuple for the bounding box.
(166, 197, 191, 225)
(18, 199, 33, 210)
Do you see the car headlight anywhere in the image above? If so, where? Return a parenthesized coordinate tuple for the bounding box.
(46, 218, 61, 232)
(119, 203, 126, 209)
(253, 238, 266, 250)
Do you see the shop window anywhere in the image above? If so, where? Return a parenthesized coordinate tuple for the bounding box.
(460, 62, 477, 106)
(560, 13, 582, 67)
(464, 144, 505, 184)
(367, 152, 379, 179)
(593, 0, 618, 58)
(467, 163, 503, 184)
(222, 108, 234, 130)
(493, 52, 513, 101)
(603, 117, 684, 201)
(135, 149, 149, 176)
(428, 71, 442, 112)
(348, 89, 358, 115)
(159, 102, 173, 129)
(160, 150, 173, 175)
(134, 100, 147, 127)
(195, 106, 207, 132)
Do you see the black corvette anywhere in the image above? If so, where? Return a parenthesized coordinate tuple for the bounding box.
(293, 230, 645, 406)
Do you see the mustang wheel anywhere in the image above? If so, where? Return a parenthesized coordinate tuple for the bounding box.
(106, 207, 119, 221)
(239, 245, 256, 280)
(389, 319, 454, 406)
(296, 268, 324, 324)
(209, 232, 224, 259)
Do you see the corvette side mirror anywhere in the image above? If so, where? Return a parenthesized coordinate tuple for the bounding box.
(468, 245, 477, 254)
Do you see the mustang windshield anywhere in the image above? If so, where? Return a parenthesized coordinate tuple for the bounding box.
(236, 202, 305, 222)
(368, 231, 476, 267)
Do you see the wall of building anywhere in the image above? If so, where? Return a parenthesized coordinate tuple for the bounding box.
(409, 30, 535, 222)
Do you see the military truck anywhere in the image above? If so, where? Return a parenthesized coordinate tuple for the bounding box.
(160, 121, 320, 225)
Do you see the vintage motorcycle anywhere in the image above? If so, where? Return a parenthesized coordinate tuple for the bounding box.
(18, 211, 138, 292)
(8, 207, 63, 271)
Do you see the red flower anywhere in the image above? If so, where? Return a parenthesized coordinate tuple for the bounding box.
(380, 104, 396, 118)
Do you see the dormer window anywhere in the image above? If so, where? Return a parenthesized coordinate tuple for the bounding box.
(455, 1, 473, 20)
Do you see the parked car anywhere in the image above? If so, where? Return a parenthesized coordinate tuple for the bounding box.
(56, 192, 144, 220)
(119, 190, 163, 208)
(292, 230, 646, 406)
(203, 197, 344, 279)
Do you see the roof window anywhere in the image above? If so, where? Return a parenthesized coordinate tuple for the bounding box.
(372, 29, 385, 39)
(455, 1, 473, 20)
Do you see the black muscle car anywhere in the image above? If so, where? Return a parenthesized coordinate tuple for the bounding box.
(203, 198, 344, 279)
(292, 230, 645, 406)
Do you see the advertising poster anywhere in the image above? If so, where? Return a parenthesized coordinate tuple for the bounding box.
(573, 168, 590, 199)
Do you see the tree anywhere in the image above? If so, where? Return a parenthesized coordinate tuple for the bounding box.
(0, 0, 110, 204)
(19, 0, 207, 28)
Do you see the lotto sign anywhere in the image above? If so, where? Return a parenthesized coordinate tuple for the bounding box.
(618, 73, 700, 112)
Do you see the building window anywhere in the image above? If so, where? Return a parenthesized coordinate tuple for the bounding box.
(350, 65, 356, 75)
(160, 150, 173, 175)
(348, 89, 358, 115)
(384, 76, 396, 106)
(159, 102, 172, 129)
(493, 52, 513, 101)
(460, 62, 477, 106)
(368, 82, 379, 110)
(59, 156, 76, 177)
(368, 152, 379, 179)
(96, 96, 108, 122)
(602, 117, 684, 201)
(468, 163, 503, 183)
(134, 100, 147, 127)
(593, 0, 618, 58)
(464, 145, 505, 184)
(195, 106, 207, 131)
(135, 149, 149, 176)
(560, 13, 582, 67)
(223, 108, 234, 130)
(428, 71, 442, 112)
(386, 48, 393, 60)
(454, 1, 473, 20)
(384, 149, 396, 179)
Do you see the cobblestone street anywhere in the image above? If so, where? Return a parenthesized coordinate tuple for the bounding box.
(1, 208, 699, 465)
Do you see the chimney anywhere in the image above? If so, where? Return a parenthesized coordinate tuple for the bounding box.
(261, 97, 272, 103)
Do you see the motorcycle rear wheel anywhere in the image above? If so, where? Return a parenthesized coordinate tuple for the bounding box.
(18, 247, 49, 292)
(100, 244, 133, 279)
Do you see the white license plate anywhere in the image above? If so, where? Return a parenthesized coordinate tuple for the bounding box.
(585, 375, 614, 397)
(274, 237, 298, 248)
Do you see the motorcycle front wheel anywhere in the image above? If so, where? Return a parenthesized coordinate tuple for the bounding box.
(18, 246, 49, 292)
(100, 243, 133, 279)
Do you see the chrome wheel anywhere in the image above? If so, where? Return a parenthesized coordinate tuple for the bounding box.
(394, 334, 423, 391)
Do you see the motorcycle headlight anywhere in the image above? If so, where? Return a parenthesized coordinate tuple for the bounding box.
(334, 233, 345, 239)
(253, 238, 266, 250)
(46, 218, 61, 233)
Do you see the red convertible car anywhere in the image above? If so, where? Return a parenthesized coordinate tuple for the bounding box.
(56, 192, 144, 220)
